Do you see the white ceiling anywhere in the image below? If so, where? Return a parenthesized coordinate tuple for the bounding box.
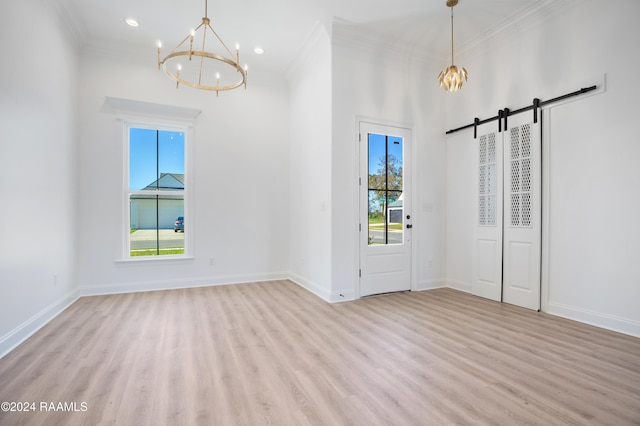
(56, 0, 553, 73)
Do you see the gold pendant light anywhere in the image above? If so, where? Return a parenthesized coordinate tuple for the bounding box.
(157, 0, 247, 96)
(438, 0, 467, 92)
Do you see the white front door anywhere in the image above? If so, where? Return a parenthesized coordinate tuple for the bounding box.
(472, 131, 504, 302)
(502, 115, 541, 310)
(359, 122, 412, 297)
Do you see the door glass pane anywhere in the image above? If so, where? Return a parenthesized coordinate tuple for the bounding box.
(367, 133, 404, 245)
(387, 137, 403, 191)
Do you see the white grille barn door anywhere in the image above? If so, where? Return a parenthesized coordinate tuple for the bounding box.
(472, 115, 541, 309)
(502, 117, 541, 310)
(472, 131, 503, 302)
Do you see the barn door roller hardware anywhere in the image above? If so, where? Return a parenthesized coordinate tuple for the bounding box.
(447, 85, 597, 138)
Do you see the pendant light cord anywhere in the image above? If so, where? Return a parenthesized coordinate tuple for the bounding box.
(450, 7, 454, 66)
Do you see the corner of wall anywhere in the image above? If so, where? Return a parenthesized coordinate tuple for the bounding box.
(415, 279, 447, 292)
(288, 274, 333, 303)
(0, 290, 80, 360)
(446, 280, 472, 294)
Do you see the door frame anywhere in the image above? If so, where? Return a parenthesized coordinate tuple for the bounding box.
(356, 117, 418, 299)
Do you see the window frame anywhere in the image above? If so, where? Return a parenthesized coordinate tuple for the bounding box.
(104, 97, 200, 263)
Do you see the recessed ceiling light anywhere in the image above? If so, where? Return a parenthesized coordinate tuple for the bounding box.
(124, 17, 140, 28)
(254, 47, 264, 55)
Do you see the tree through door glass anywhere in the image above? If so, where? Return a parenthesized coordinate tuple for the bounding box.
(368, 133, 403, 245)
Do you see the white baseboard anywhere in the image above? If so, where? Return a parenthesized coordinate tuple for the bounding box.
(446, 280, 472, 293)
(546, 301, 640, 338)
(291, 277, 449, 301)
(415, 279, 446, 291)
(79, 272, 289, 296)
(290, 277, 456, 301)
(0, 290, 80, 360)
(288, 273, 333, 302)
(329, 288, 356, 302)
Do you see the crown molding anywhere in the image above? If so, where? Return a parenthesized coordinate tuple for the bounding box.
(332, 0, 579, 66)
(332, 18, 441, 64)
(455, 0, 580, 61)
(285, 20, 331, 80)
(47, 0, 88, 51)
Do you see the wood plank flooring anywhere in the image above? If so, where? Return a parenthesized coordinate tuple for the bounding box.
(0, 281, 638, 425)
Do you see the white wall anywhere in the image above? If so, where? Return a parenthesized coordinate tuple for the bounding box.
(0, 0, 79, 356)
(287, 25, 334, 300)
(445, 0, 640, 336)
(331, 26, 448, 300)
(75, 48, 290, 294)
(445, 128, 474, 293)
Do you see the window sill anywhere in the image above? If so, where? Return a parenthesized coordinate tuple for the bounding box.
(116, 256, 195, 264)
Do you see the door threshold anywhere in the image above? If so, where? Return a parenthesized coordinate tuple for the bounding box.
(362, 290, 411, 298)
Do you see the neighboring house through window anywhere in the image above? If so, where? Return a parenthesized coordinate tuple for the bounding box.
(128, 127, 186, 257)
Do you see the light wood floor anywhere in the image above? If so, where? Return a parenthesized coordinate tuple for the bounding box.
(0, 281, 638, 425)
